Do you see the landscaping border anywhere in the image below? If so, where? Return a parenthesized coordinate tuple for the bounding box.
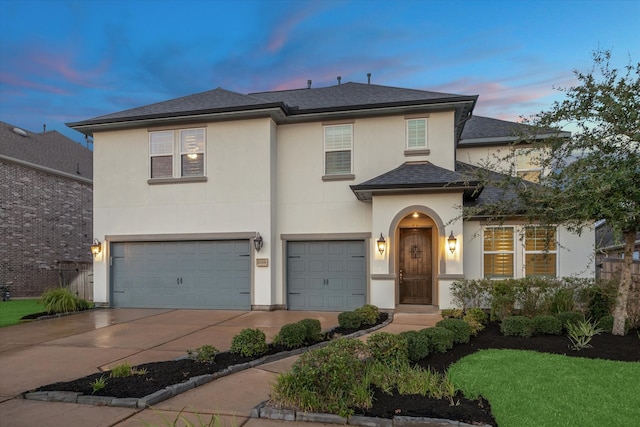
(20, 312, 394, 408)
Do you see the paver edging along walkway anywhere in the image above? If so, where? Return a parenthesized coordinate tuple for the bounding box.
(20, 312, 394, 408)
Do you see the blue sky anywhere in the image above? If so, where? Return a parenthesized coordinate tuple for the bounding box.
(1, 0, 638, 144)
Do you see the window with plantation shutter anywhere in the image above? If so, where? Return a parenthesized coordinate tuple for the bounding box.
(525, 226, 557, 277)
(149, 128, 206, 180)
(150, 131, 174, 178)
(324, 124, 352, 175)
(483, 227, 515, 278)
(406, 118, 427, 149)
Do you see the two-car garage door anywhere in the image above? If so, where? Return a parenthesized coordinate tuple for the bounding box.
(111, 241, 251, 309)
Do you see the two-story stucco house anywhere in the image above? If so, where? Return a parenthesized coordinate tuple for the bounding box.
(67, 82, 594, 311)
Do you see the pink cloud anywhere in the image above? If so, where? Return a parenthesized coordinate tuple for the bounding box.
(0, 71, 69, 95)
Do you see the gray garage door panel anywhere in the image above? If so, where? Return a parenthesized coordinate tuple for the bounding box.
(287, 240, 366, 311)
(111, 240, 250, 309)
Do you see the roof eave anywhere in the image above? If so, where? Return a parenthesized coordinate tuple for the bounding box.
(67, 104, 288, 135)
(351, 182, 480, 202)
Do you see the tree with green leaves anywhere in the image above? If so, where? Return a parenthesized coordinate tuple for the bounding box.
(465, 49, 639, 335)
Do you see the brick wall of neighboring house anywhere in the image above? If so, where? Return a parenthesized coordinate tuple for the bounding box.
(0, 159, 93, 297)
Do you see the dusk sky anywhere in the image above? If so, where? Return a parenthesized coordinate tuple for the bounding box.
(1, 0, 638, 144)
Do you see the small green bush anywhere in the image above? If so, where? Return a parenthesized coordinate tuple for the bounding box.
(450, 279, 493, 310)
(230, 328, 268, 357)
(586, 286, 613, 321)
(490, 281, 516, 321)
(274, 322, 308, 348)
(270, 338, 370, 417)
(187, 344, 218, 363)
(441, 308, 463, 319)
(297, 318, 323, 343)
(354, 304, 380, 325)
(550, 287, 576, 313)
(436, 318, 472, 344)
(555, 311, 584, 331)
(338, 311, 362, 329)
(400, 330, 430, 362)
(501, 316, 535, 338)
(597, 315, 630, 335)
(109, 362, 146, 378)
(366, 332, 409, 367)
(533, 315, 563, 335)
(421, 327, 455, 353)
(463, 308, 488, 335)
(566, 318, 603, 350)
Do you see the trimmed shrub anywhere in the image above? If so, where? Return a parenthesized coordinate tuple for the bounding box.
(338, 311, 362, 329)
(436, 318, 472, 344)
(421, 327, 455, 353)
(441, 309, 463, 319)
(597, 315, 630, 335)
(550, 287, 576, 313)
(366, 332, 409, 367)
(450, 279, 493, 310)
(463, 308, 488, 335)
(187, 344, 218, 363)
(273, 322, 307, 349)
(230, 328, 268, 357)
(586, 286, 613, 321)
(354, 304, 380, 326)
(270, 338, 370, 417)
(533, 315, 563, 335)
(297, 318, 323, 343)
(513, 277, 557, 317)
(400, 330, 430, 362)
(490, 281, 516, 321)
(501, 316, 535, 338)
(555, 311, 584, 332)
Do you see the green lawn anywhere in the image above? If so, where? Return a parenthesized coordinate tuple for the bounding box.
(448, 349, 640, 427)
(0, 299, 44, 327)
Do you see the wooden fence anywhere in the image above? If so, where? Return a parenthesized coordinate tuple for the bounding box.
(596, 257, 640, 281)
(58, 261, 93, 301)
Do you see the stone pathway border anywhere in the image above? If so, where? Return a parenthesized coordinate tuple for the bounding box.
(20, 313, 393, 408)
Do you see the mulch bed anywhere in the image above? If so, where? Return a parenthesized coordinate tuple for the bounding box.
(32, 316, 639, 427)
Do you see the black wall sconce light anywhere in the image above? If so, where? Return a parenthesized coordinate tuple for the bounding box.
(254, 233, 264, 252)
(447, 231, 457, 254)
(377, 233, 386, 255)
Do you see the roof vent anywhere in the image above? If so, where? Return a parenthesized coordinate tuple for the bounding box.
(337, 76, 341, 85)
(367, 73, 371, 84)
(12, 127, 28, 137)
(307, 79, 312, 89)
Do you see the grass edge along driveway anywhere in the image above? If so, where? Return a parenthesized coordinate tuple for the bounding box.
(447, 348, 640, 427)
(0, 299, 43, 327)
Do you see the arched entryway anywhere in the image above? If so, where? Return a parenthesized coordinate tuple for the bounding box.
(388, 206, 447, 307)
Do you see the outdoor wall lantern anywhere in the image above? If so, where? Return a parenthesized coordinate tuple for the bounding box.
(90, 238, 102, 257)
(254, 233, 264, 252)
(447, 231, 457, 254)
(377, 233, 386, 255)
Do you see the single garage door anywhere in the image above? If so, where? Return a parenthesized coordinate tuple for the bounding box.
(111, 240, 251, 309)
(287, 240, 366, 311)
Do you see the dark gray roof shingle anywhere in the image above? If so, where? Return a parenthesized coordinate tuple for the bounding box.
(0, 121, 93, 180)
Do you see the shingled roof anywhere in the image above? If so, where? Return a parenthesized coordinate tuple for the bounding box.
(350, 161, 481, 201)
(459, 115, 569, 146)
(0, 121, 92, 181)
(67, 82, 478, 140)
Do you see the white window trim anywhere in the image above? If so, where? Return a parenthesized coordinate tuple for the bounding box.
(405, 118, 428, 150)
(482, 226, 516, 279)
(149, 127, 206, 182)
(323, 124, 354, 178)
(514, 148, 542, 182)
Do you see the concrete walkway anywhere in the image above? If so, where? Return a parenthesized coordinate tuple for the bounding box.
(0, 308, 442, 427)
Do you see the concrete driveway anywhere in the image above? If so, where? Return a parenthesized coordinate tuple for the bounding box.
(0, 308, 441, 426)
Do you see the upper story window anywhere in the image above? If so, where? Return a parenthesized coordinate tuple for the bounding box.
(483, 226, 515, 279)
(149, 128, 205, 180)
(406, 118, 427, 149)
(515, 148, 541, 182)
(524, 226, 557, 278)
(324, 124, 353, 176)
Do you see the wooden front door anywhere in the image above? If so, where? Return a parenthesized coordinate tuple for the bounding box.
(399, 228, 432, 304)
